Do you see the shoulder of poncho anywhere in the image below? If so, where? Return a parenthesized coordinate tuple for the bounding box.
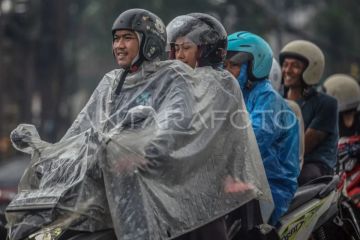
(104, 69, 122, 80)
(161, 60, 193, 74)
(93, 69, 123, 87)
(198, 67, 241, 97)
(155, 60, 194, 86)
(87, 69, 121, 94)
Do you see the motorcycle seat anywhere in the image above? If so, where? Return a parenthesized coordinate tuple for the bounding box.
(287, 183, 327, 212)
(287, 175, 339, 212)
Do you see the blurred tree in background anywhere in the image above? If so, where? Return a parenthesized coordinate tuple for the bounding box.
(0, 0, 360, 159)
(311, 0, 360, 78)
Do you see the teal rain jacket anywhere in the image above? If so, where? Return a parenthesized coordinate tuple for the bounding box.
(237, 63, 300, 225)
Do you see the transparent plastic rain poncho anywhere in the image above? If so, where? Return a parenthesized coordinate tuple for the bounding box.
(6, 60, 273, 240)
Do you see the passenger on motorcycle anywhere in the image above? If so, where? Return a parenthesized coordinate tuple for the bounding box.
(166, 13, 227, 69)
(323, 74, 360, 239)
(269, 58, 305, 170)
(224, 31, 300, 226)
(270, 58, 305, 169)
(166, 13, 265, 240)
(280, 40, 339, 186)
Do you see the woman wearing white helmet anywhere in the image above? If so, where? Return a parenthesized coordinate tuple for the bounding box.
(323, 74, 360, 137)
(280, 40, 339, 186)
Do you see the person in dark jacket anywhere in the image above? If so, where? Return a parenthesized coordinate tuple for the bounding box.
(280, 40, 339, 186)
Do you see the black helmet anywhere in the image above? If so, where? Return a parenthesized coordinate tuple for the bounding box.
(166, 13, 227, 68)
(112, 8, 166, 61)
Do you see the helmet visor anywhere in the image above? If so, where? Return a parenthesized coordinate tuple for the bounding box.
(167, 15, 210, 44)
(226, 51, 253, 65)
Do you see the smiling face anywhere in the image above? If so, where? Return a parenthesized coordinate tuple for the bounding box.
(281, 57, 306, 88)
(174, 36, 199, 69)
(112, 30, 140, 68)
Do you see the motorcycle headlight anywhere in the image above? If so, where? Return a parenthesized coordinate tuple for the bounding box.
(28, 227, 63, 240)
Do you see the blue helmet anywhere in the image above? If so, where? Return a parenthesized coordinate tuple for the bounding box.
(227, 31, 273, 80)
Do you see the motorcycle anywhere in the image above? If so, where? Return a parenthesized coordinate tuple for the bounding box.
(337, 136, 360, 211)
(228, 144, 360, 240)
(0, 156, 30, 239)
(330, 135, 360, 239)
(5, 127, 117, 240)
(7, 133, 360, 240)
(5, 100, 272, 240)
(15, 165, 360, 240)
(228, 174, 344, 240)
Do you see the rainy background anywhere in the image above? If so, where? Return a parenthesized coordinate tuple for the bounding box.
(0, 0, 359, 163)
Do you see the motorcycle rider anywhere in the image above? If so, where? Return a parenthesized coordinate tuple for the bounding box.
(322, 76, 360, 239)
(323, 74, 360, 137)
(280, 40, 339, 186)
(269, 58, 304, 169)
(224, 31, 300, 226)
(7, 8, 175, 240)
(166, 13, 259, 240)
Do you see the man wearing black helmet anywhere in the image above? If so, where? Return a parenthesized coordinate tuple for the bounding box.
(62, 8, 176, 138)
(104, 10, 271, 240)
(7, 8, 196, 240)
(112, 29, 141, 68)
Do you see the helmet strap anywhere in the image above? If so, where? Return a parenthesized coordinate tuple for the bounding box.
(128, 31, 145, 72)
(130, 56, 144, 73)
(114, 54, 145, 95)
(115, 68, 130, 95)
(115, 53, 146, 96)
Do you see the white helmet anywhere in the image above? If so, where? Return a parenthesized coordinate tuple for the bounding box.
(269, 58, 282, 92)
(280, 40, 325, 86)
(323, 74, 360, 112)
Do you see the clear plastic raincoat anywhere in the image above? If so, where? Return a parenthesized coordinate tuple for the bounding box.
(7, 60, 272, 240)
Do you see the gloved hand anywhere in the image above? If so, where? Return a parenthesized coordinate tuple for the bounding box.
(10, 124, 41, 152)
